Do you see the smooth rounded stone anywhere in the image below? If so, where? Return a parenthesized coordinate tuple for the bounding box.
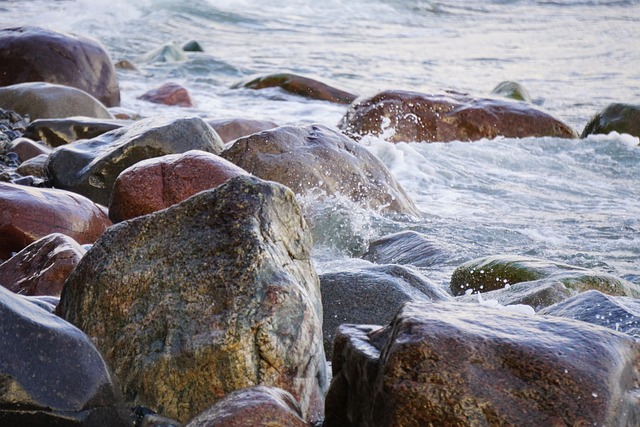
(114, 59, 139, 71)
(0, 182, 111, 261)
(15, 153, 49, 178)
(0, 286, 131, 426)
(581, 103, 640, 138)
(140, 41, 187, 63)
(362, 230, 451, 268)
(239, 73, 357, 104)
(24, 117, 126, 147)
(320, 264, 452, 357)
(182, 40, 204, 52)
(8, 137, 52, 161)
(0, 26, 120, 107)
(46, 116, 224, 206)
(338, 90, 577, 143)
(0, 233, 86, 297)
(221, 124, 419, 216)
(109, 150, 250, 222)
(0, 82, 114, 120)
(206, 117, 278, 143)
(490, 80, 532, 103)
(324, 301, 640, 427)
(539, 290, 640, 337)
(138, 82, 194, 108)
(58, 176, 327, 424)
(185, 386, 311, 427)
(456, 278, 574, 311)
(22, 295, 60, 313)
(449, 254, 640, 297)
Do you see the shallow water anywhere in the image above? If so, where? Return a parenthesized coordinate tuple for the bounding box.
(2, 0, 639, 289)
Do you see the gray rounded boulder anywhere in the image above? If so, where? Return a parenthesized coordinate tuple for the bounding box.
(581, 103, 640, 138)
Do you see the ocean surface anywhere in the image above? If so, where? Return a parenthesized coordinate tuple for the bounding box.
(1, 0, 639, 289)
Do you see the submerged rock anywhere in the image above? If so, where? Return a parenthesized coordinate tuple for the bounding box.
(239, 73, 357, 104)
(490, 80, 532, 103)
(581, 103, 640, 138)
(362, 230, 451, 268)
(24, 116, 125, 147)
(140, 41, 187, 63)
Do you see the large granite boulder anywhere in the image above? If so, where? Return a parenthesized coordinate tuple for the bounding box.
(324, 301, 640, 426)
(0, 26, 120, 107)
(0, 233, 86, 297)
(58, 176, 327, 424)
(109, 150, 249, 222)
(206, 118, 278, 143)
(362, 230, 452, 268)
(0, 285, 131, 426)
(0, 182, 111, 261)
(221, 124, 419, 216)
(239, 73, 357, 104)
(46, 116, 224, 205)
(24, 117, 125, 147)
(581, 103, 640, 138)
(338, 90, 577, 143)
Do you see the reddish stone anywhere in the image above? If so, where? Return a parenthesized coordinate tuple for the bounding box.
(0, 233, 86, 296)
(8, 137, 52, 162)
(242, 73, 357, 104)
(0, 182, 111, 261)
(207, 118, 278, 143)
(138, 82, 194, 107)
(109, 150, 249, 222)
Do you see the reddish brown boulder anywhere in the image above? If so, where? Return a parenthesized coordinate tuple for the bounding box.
(338, 90, 577, 143)
(0, 26, 120, 107)
(240, 73, 357, 104)
(7, 137, 51, 161)
(109, 150, 249, 222)
(138, 82, 194, 108)
(0, 182, 111, 260)
(207, 118, 279, 143)
(0, 233, 86, 296)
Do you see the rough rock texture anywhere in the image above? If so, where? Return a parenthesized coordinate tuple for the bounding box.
(58, 175, 327, 424)
(324, 301, 640, 427)
(320, 264, 452, 357)
(0, 182, 111, 261)
(362, 230, 452, 268)
(24, 117, 125, 147)
(221, 124, 419, 216)
(0, 233, 86, 296)
(47, 116, 224, 205)
(185, 386, 311, 427)
(240, 73, 357, 104)
(8, 137, 52, 161)
(449, 254, 640, 297)
(15, 153, 49, 178)
(0, 82, 114, 120)
(207, 118, 278, 143)
(338, 90, 577, 143)
(0, 285, 131, 426)
(138, 82, 194, 108)
(581, 103, 640, 138)
(0, 26, 120, 107)
(490, 81, 532, 103)
(109, 150, 249, 222)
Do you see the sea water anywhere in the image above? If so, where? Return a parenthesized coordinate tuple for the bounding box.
(1, 0, 638, 288)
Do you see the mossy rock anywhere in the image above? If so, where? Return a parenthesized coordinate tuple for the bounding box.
(581, 103, 640, 138)
(490, 81, 532, 103)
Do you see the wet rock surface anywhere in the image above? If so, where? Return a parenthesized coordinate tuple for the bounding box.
(24, 116, 126, 147)
(206, 117, 278, 143)
(138, 82, 194, 108)
(362, 230, 452, 268)
(239, 73, 357, 104)
(581, 102, 640, 138)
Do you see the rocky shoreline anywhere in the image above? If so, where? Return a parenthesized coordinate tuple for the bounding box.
(1, 25, 640, 427)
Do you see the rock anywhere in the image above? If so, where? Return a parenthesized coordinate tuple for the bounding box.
(490, 80, 532, 103)
(456, 279, 573, 311)
(0, 285, 131, 426)
(449, 254, 640, 297)
(0, 182, 111, 261)
(324, 301, 640, 427)
(47, 116, 224, 206)
(182, 40, 204, 52)
(581, 103, 640, 138)
(185, 386, 310, 427)
(22, 294, 60, 313)
(338, 90, 577, 143)
(0, 82, 114, 120)
(114, 59, 139, 71)
(24, 117, 126, 147)
(0, 233, 86, 296)
(15, 153, 49, 178)
(58, 176, 327, 424)
(140, 42, 187, 63)
(0, 26, 120, 107)
(221, 124, 419, 216)
(320, 264, 452, 357)
(239, 73, 357, 104)
(138, 83, 194, 108)
(8, 137, 52, 161)
(362, 230, 451, 268)
(109, 149, 249, 222)
(206, 118, 278, 143)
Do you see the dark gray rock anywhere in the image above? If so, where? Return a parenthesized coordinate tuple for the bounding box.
(581, 103, 640, 138)
(362, 230, 451, 268)
(24, 117, 126, 147)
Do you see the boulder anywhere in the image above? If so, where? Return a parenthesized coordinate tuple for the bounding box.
(338, 90, 577, 143)
(581, 103, 640, 138)
(0, 82, 114, 120)
(239, 73, 357, 104)
(206, 118, 278, 143)
(362, 230, 451, 268)
(58, 176, 327, 424)
(185, 386, 310, 427)
(182, 40, 204, 52)
(0, 182, 111, 261)
(0, 233, 85, 296)
(15, 153, 49, 178)
(490, 80, 532, 103)
(324, 301, 640, 426)
(221, 124, 419, 216)
(320, 264, 452, 357)
(140, 42, 187, 63)
(109, 149, 249, 222)
(47, 116, 224, 206)
(449, 254, 640, 297)
(0, 285, 131, 426)
(8, 137, 52, 161)
(0, 26, 120, 107)
(138, 82, 194, 108)
(24, 117, 126, 147)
